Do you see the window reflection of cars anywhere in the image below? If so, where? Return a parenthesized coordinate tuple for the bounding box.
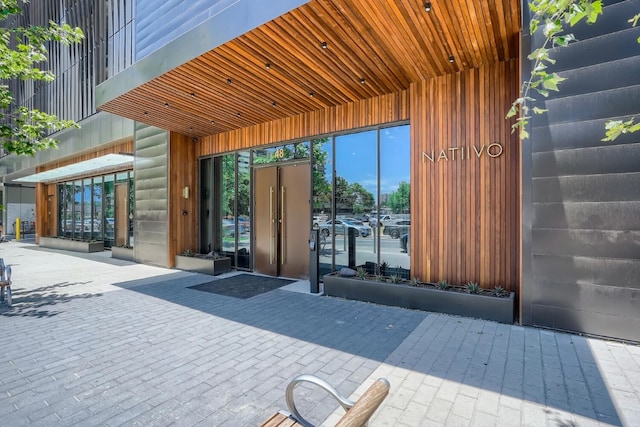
(369, 214, 392, 227)
(383, 219, 410, 239)
(313, 214, 328, 228)
(318, 219, 371, 238)
(222, 219, 248, 237)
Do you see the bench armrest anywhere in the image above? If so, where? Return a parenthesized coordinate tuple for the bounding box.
(286, 374, 355, 427)
(285, 375, 389, 427)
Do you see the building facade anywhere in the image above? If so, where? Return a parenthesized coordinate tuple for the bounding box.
(1, 0, 638, 342)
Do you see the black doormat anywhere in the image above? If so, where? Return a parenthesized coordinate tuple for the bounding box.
(187, 274, 295, 299)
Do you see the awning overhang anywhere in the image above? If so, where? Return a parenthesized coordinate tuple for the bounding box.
(97, 0, 521, 138)
(14, 154, 134, 183)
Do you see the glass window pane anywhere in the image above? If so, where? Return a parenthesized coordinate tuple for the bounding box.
(103, 175, 115, 247)
(74, 180, 83, 240)
(252, 141, 310, 164)
(312, 138, 333, 275)
(380, 125, 411, 278)
(220, 154, 236, 257)
(334, 130, 377, 271)
(64, 183, 73, 238)
(83, 179, 92, 240)
(236, 151, 251, 269)
(93, 177, 103, 241)
(199, 158, 213, 254)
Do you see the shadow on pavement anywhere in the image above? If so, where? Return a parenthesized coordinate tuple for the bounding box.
(111, 273, 621, 425)
(0, 281, 102, 318)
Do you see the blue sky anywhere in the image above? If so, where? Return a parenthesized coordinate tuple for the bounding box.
(323, 125, 410, 202)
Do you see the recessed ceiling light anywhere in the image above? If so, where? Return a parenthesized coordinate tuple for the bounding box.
(424, 2, 432, 12)
(164, 103, 169, 107)
(309, 92, 314, 97)
(211, 120, 215, 124)
(449, 56, 455, 63)
(265, 63, 271, 70)
(190, 93, 195, 97)
(237, 112, 241, 117)
(272, 101, 277, 107)
(227, 78, 232, 84)
(360, 78, 366, 84)
(143, 111, 148, 115)
(321, 42, 327, 49)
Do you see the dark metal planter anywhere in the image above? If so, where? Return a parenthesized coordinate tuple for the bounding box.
(111, 246, 135, 262)
(175, 255, 232, 276)
(323, 273, 515, 324)
(40, 236, 104, 253)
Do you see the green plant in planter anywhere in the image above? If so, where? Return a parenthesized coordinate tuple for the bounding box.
(182, 249, 195, 257)
(375, 273, 384, 282)
(410, 277, 421, 287)
(466, 282, 480, 294)
(494, 286, 507, 297)
(389, 274, 400, 284)
(436, 280, 449, 290)
(379, 261, 389, 275)
(356, 267, 367, 280)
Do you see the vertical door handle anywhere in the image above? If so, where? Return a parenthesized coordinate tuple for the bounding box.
(270, 186, 275, 264)
(281, 185, 286, 265)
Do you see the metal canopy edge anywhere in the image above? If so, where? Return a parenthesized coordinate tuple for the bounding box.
(14, 153, 134, 183)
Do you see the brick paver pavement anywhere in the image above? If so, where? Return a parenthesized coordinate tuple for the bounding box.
(1, 241, 638, 426)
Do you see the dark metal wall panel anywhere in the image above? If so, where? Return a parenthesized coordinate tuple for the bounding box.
(133, 123, 169, 267)
(532, 229, 640, 260)
(533, 173, 640, 203)
(521, 0, 640, 342)
(1, 0, 134, 126)
(533, 202, 640, 231)
(533, 144, 640, 177)
(532, 254, 640, 290)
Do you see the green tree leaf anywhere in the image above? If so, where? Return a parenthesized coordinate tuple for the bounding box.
(0, 0, 84, 156)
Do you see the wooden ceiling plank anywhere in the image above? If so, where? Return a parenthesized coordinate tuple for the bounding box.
(309, 0, 408, 91)
(393, 1, 451, 77)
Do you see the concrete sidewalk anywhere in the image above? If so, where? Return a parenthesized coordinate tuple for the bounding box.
(0, 241, 638, 426)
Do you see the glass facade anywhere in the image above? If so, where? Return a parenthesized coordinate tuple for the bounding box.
(313, 124, 411, 278)
(56, 171, 134, 248)
(199, 123, 410, 278)
(199, 152, 252, 269)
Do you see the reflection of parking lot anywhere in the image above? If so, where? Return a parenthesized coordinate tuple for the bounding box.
(320, 231, 410, 270)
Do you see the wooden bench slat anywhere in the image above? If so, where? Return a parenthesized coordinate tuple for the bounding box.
(259, 412, 301, 427)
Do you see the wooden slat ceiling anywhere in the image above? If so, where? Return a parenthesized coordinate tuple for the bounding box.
(99, 0, 521, 138)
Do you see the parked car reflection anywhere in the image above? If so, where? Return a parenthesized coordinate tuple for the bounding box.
(318, 219, 371, 238)
(383, 219, 410, 239)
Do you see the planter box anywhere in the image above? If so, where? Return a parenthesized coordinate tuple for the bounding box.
(324, 273, 515, 324)
(39, 236, 104, 253)
(175, 255, 232, 276)
(112, 246, 135, 262)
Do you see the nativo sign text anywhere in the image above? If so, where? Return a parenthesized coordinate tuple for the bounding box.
(422, 143, 503, 163)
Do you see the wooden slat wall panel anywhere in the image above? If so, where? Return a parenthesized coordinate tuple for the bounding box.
(410, 60, 520, 293)
(36, 140, 134, 173)
(198, 91, 408, 155)
(168, 132, 198, 265)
